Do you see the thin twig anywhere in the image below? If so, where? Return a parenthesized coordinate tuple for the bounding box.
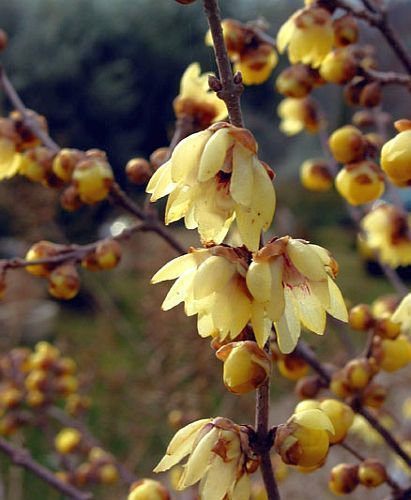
(203, 0, 244, 127)
(0, 437, 92, 500)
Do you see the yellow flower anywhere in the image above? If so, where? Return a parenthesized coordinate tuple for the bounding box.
(247, 236, 347, 353)
(154, 417, 253, 500)
(277, 7, 334, 68)
(361, 203, 411, 268)
(392, 293, 411, 334)
(274, 408, 334, 467)
(146, 123, 276, 251)
(335, 160, 385, 206)
(173, 63, 227, 127)
(381, 122, 411, 186)
(277, 97, 321, 136)
(151, 246, 253, 344)
(0, 139, 20, 180)
(128, 479, 170, 500)
(300, 159, 333, 192)
(235, 44, 278, 86)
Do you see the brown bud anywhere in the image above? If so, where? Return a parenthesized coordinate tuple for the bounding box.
(329, 463, 359, 494)
(361, 383, 387, 409)
(60, 185, 83, 212)
(126, 158, 152, 184)
(352, 110, 375, 128)
(343, 357, 377, 390)
(295, 375, 322, 399)
(359, 82, 382, 108)
(394, 119, 411, 132)
(48, 264, 80, 300)
(333, 15, 358, 47)
(358, 459, 387, 487)
(149, 147, 170, 170)
(349, 304, 374, 331)
(0, 29, 8, 52)
(374, 316, 401, 339)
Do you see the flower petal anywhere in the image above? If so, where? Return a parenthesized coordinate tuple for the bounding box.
(171, 130, 211, 184)
(286, 239, 327, 281)
(200, 455, 237, 500)
(292, 409, 335, 434)
(274, 287, 300, 354)
(193, 256, 236, 299)
(198, 128, 233, 182)
(326, 277, 348, 322)
(230, 144, 254, 206)
(246, 260, 272, 303)
(151, 253, 204, 283)
(251, 301, 272, 348)
(162, 268, 196, 311)
(265, 257, 285, 322)
(146, 161, 175, 201)
(292, 284, 326, 334)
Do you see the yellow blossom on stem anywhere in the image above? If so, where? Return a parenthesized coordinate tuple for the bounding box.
(335, 161, 385, 206)
(234, 44, 278, 86)
(151, 246, 253, 344)
(277, 7, 334, 68)
(154, 417, 254, 500)
(146, 122, 276, 251)
(247, 236, 347, 353)
(277, 97, 322, 136)
(392, 293, 411, 334)
(173, 63, 227, 127)
(128, 479, 170, 500)
(380, 121, 411, 186)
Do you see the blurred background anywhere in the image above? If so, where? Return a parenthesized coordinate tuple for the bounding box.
(0, 0, 410, 498)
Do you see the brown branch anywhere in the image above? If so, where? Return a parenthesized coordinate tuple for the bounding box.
(361, 68, 411, 89)
(0, 436, 92, 500)
(203, 0, 244, 127)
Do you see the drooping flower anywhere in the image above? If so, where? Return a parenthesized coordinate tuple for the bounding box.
(277, 97, 322, 136)
(154, 417, 256, 500)
(146, 122, 276, 251)
(206, 19, 278, 86)
(0, 118, 19, 181)
(277, 7, 334, 68)
(246, 236, 347, 353)
(361, 203, 411, 268)
(173, 63, 227, 128)
(151, 246, 253, 344)
(335, 161, 385, 206)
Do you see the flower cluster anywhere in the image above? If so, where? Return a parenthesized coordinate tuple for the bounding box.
(206, 19, 278, 85)
(152, 237, 347, 353)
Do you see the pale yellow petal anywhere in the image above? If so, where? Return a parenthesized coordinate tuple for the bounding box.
(154, 418, 212, 472)
(292, 409, 335, 434)
(0, 143, 19, 180)
(228, 473, 251, 500)
(229, 144, 254, 206)
(162, 268, 196, 311)
(286, 239, 327, 281)
(274, 287, 300, 354)
(277, 16, 295, 53)
(165, 185, 192, 224)
(146, 161, 175, 201)
(309, 280, 330, 310)
(251, 301, 272, 348)
(292, 284, 326, 334)
(327, 277, 348, 322)
(235, 160, 275, 252)
(198, 128, 233, 182)
(200, 455, 237, 500)
(197, 313, 216, 338)
(179, 427, 218, 488)
(171, 130, 211, 184)
(265, 257, 285, 322)
(151, 253, 203, 283)
(246, 261, 272, 303)
(193, 256, 236, 299)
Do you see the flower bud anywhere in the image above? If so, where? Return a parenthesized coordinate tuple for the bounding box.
(274, 409, 334, 467)
(300, 159, 333, 192)
(330, 370, 353, 399)
(82, 240, 121, 271)
(26, 390, 46, 408)
(319, 48, 357, 84)
(149, 147, 170, 170)
(48, 263, 80, 300)
(344, 358, 376, 390)
(55, 428, 82, 454)
(55, 357, 77, 376)
(52, 148, 84, 182)
(25, 241, 64, 277)
(25, 370, 48, 392)
(319, 399, 354, 443)
(216, 341, 271, 394)
(371, 294, 400, 319)
(352, 110, 375, 128)
(364, 133, 384, 154)
(358, 459, 387, 487)
(333, 15, 358, 47)
(359, 82, 382, 108)
(361, 383, 387, 409)
(1, 387, 23, 409)
(349, 304, 374, 331)
(72, 158, 114, 204)
(60, 185, 83, 211)
(55, 375, 79, 395)
(381, 128, 411, 185)
(295, 375, 322, 399)
(98, 463, 119, 485)
(74, 463, 94, 486)
(329, 126, 366, 164)
(335, 161, 384, 206)
(29, 341, 60, 369)
(65, 394, 91, 416)
(19, 147, 55, 183)
(126, 158, 152, 184)
(0, 414, 20, 436)
(372, 335, 411, 372)
(276, 64, 314, 98)
(128, 479, 170, 500)
(329, 463, 359, 495)
(277, 353, 309, 381)
(374, 316, 401, 339)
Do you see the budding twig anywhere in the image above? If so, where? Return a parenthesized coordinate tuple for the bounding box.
(0, 436, 92, 500)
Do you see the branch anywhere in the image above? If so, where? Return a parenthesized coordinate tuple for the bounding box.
(203, 0, 244, 127)
(0, 437, 92, 500)
(361, 68, 411, 89)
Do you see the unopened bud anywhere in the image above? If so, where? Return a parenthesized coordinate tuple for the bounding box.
(60, 185, 83, 212)
(277, 353, 309, 381)
(53, 148, 84, 182)
(216, 341, 271, 394)
(98, 463, 119, 485)
(359, 82, 382, 108)
(319, 399, 354, 444)
(374, 316, 401, 339)
(349, 304, 374, 331)
(329, 125, 366, 164)
(72, 158, 114, 204)
(149, 147, 170, 170)
(55, 428, 82, 454)
(329, 463, 359, 495)
(300, 159, 333, 192)
(333, 15, 358, 47)
(25, 241, 64, 277)
(48, 263, 80, 300)
(128, 479, 170, 500)
(358, 459, 387, 487)
(361, 383, 387, 409)
(295, 375, 322, 399)
(126, 158, 152, 184)
(344, 357, 376, 390)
